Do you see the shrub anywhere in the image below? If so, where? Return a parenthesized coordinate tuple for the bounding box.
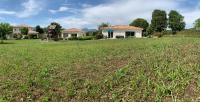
(68, 37, 78, 40)
(147, 26, 154, 36)
(13, 34, 22, 40)
(28, 34, 38, 39)
(23, 35, 29, 39)
(96, 34, 103, 39)
(78, 36, 95, 40)
(68, 36, 95, 40)
(153, 32, 163, 38)
(116, 36, 125, 39)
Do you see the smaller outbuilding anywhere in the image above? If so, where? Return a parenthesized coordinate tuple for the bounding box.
(101, 25, 143, 39)
(62, 28, 85, 39)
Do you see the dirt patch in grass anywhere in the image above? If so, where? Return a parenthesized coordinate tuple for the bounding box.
(184, 83, 200, 101)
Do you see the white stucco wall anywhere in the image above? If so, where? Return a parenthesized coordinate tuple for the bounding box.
(102, 30, 142, 38)
(62, 32, 85, 39)
(135, 30, 143, 38)
(102, 30, 108, 38)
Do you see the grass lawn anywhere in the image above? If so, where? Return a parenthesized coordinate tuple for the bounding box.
(0, 38, 200, 101)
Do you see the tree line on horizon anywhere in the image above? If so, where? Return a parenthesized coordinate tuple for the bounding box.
(0, 9, 200, 43)
(130, 10, 186, 36)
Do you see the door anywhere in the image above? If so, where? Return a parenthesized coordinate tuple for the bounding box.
(108, 31, 113, 38)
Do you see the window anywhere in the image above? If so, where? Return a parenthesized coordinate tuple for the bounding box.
(64, 33, 68, 37)
(125, 31, 135, 38)
(71, 34, 77, 37)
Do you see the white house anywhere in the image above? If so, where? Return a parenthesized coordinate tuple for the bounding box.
(62, 28, 85, 39)
(101, 25, 143, 39)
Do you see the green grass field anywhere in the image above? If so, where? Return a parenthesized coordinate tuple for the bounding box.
(0, 38, 200, 101)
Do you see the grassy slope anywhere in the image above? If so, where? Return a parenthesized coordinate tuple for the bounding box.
(0, 38, 200, 101)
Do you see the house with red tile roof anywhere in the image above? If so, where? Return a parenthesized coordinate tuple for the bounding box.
(101, 25, 143, 39)
(62, 28, 85, 39)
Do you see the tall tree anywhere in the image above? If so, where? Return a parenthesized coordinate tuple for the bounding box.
(0, 23, 12, 43)
(168, 10, 185, 34)
(98, 22, 109, 30)
(36, 25, 44, 34)
(130, 18, 149, 31)
(194, 18, 200, 30)
(47, 22, 62, 41)
(151, 10, 167, 32)
(20, 27, 29, 35)
(146, 25, 154, 36)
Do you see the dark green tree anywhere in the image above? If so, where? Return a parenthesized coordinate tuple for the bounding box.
(20, 27, 29, 35)
(151, 10, 167, 32)
(146, 25, 154, 36)
(130, 18, 149, 31)
(48, 22, 62, 41)
(168, 10, 185, 34)
(98, 22, 109, 30)
(194, 18, 200, 30)
(0, 23, 12, 43)
(96, 22, 110, 39)
(36, 25, 44, 34)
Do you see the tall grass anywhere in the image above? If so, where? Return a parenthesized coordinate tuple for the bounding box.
(0, 38, 200, 101)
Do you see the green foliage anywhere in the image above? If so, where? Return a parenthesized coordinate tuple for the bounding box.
(130, 18, 149, 31)
(116, 35, 124, 39)
(36, 25, 44, 34)
(194, 18, 200, 30)
(68, 36, 95, 40)
(146, 25, 154, 36)
(95, 33, 103, 39)
(168, 10, 185, 34)
(13, 33, 23, 40)
(48, 22, 62, 41)
(151, 9, 167, 32)
(28, 34, 38, 39)
(98, 22, 109, 30)
(0, 23, 12, 43)
(20, 27, 29, 35)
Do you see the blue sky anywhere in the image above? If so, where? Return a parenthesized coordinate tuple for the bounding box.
(0, 0, 200, 29)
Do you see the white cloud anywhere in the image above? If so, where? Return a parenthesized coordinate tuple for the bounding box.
(49, 17, 90, 28)
(49, 6, 69, 14)
(51, 0, 177, 28)
(0, 9, 16, 15)
(50, 0, 200, 28)
(182, 10, 200, 28)
(17, 0, 43, 18)
(81, 4, 92, 8)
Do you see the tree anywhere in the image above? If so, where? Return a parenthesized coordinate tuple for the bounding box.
(98, 22, 109, 30)
(168, 10, 185, 34)
(47, 22, 62, 41)
(130, 18, 149, 31)
(20, 27, 29, 35)
(36, 25, 44, 34)
(146, 25, 154, 36)
(151, 9, 167, 32)
(194, 18, 200, 30)
(96, 22, 110, 39)
(0, 23, 12, 43)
